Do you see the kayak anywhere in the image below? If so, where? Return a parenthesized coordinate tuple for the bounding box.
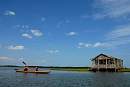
(16, 70, 50, 74)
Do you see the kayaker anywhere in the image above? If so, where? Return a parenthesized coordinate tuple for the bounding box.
(35, 66, 39, 71)
(24, 66, 29, 71)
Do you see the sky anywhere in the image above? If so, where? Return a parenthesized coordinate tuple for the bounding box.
(0, 0, 130, 67)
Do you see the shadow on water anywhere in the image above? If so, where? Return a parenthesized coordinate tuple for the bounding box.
(0, 67, 130, 87)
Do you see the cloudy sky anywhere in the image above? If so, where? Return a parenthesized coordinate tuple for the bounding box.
(0, 0, 130, 67)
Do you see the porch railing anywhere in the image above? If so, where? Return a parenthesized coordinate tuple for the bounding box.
(92, 64, 118, 69)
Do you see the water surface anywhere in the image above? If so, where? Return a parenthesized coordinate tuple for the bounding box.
(0, 67, 130, 87)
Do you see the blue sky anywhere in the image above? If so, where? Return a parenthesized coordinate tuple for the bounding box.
(0, 0, 130, 67)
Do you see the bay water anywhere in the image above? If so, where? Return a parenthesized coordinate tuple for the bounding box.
(0, 67, 130, 87)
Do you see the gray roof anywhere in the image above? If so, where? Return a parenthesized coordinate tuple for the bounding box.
(92, 54, 122, 61)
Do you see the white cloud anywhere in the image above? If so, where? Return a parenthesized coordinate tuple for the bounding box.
(93, 42, 106, 47)
(77, 42, 109, 48)
(77, 25, 130, 48)
(31, 29, 43, 37)
(13, 25, 30, 34)
(107, 25, 130, 39)
(22, 33, 32, 39)
(14, 25, 43, 38)
(47, 49, 60, 54)
(84, 44, 92, 48)
(66, 32, 77, 36)
(8, 45, 24, 50)
(4, 10, 16, 16)
(78, 42, 85, 46)
(104, 24, 130, 47)
(77, 42, 92, 48)
(87, 24, 129, 48)
(105, 38, 130, 47)
(14, 25, 29, 29)
(93, 0, 130, 19)
(21, 25, 29, 29)
(0, 56, 13, 61)
(84, 25, 130, 48)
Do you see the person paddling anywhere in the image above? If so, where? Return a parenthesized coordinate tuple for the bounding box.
(22, 61, 29, 71)
(35, 66, 39, 71)
(24, 66, 29, 71)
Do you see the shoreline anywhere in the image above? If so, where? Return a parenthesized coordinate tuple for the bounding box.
(0, 66, 130, 72)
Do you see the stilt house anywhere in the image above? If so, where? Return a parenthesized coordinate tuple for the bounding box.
(91, 54, 123, 72)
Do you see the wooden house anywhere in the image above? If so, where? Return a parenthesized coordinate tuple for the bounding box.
(91, 54, 123, 72)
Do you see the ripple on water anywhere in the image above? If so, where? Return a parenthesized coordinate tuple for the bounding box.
(0, 67, 130, 87)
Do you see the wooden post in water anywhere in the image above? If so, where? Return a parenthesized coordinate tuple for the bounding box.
(114, 58, 116, 72)
(98, 58, 99, 71)
(106, 58, 107, 71)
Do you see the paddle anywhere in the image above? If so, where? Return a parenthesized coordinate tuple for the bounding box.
(22, 61, 27, 66)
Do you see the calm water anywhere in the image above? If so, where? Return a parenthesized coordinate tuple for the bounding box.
(0, 67, 130, 87)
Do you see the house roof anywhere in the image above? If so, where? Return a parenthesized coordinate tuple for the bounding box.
(92, 54, 122, 61)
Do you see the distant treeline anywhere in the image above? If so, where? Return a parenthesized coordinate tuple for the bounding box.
(0, 65, 19, 67)
(27, 66, 90, 69)
(0, 65, 90, 69)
